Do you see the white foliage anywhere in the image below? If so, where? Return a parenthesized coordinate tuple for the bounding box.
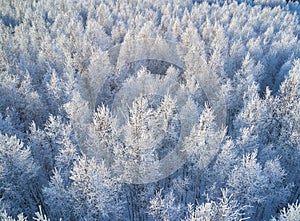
(69, 156, 119, 220)
(270, 201, 300, 221)
(183, 104, 225, 170)
(0, 0, 300, 220)
(149, 189, 181, 221)
(0, 133, 38, 217)
(184, 189, 247, 221)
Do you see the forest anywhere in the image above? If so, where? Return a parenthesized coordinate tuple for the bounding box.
(0, 0, 300, 220)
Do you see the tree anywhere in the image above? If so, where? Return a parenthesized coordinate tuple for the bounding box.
(227, 150, 290, 220)
(227, 151, 267, 217)
(0, 133, 39, 218)
(230, 53, 263, 113)
(86, 105, 119, 166)
(118, 95, 161, 183)
(0, 71, 46, 130)
(69, 156, 120, 220)
(45, 156, 121, 220)
(0, 211, 27, 221)
(83, 49, 112, 109)
(275, 59, 300, 185)
(183, 104, 226, 203)
(234, 84, 278, 151)
(210, 138, 238, 188)
(64, 90, 92, 154)
(261, 159, 291, 220)
(149, 189, 181, 221)
(183, 104, 225, 171)
(43, 68, 76, 117)
(184, 189, 246, 221)
(277, 59, 300, 149)
(43, 169, 74, 220)
(270, 201, 300, 221)
(29, 115, 77, 181)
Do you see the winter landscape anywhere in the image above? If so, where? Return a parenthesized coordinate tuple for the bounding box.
(0, 0, 300, 220)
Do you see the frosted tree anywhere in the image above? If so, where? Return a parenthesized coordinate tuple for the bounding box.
(277, 59, 300, 149)
(69, 156, 120, 220)
(84, 49, 112, 109)
(84, 17, 112, 51)
(64, 90, 92, 154)
(154, 94, 180, 160)
(37, 28, 65, 74)
(227, 151, 267, 218)
(270, 201, 300, 221)
(183, 104, 225, 171)
(234, 83, 278, 150)
(33, 206, 50, 221)
(274, 59, 300, 199)
(230, 53, 263, 113)
(0, 70, 46, 129)
(42, 66, 77, 117)
(184, 189, 246, 221)
(56, 17, 88, 76)
(118, 95, 161, 183)
(114, 94, 181, 220)
(54, 129, 79, 184)
(111, 20, 127, 44)
(149, 189, 181, 221)
(0, 133, 39, 218)
(86, 105, 119, 166)
(43, 69, 68, 116)
(0, 211, 27, 221)
(227, 150, 290, 220)
(209, 139, 238, 190)
(0, 110, 24, 139)
(183, 104, 226, 202)
(44, 155, 121, 220)
(261, 159, 291, 220)
(28, 114, 79, 184)
(28, 122, 52, 182)
(43, 169, 74, 220)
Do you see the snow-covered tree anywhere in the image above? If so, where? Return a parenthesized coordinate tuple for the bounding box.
(69, 156, 120, 220)
(43, 169, 73, 220)
(183, 104, 225, 171)
(227, 151, 290, 220)
(29, 115, 77, 181)
(184, 189, 246, 221)
(149, 189, 181, 221)
(119, 95, 161, 183)
(270, 201, 300, 221)
(0, 133, 39, 218)
(86, 105, 119, 166)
